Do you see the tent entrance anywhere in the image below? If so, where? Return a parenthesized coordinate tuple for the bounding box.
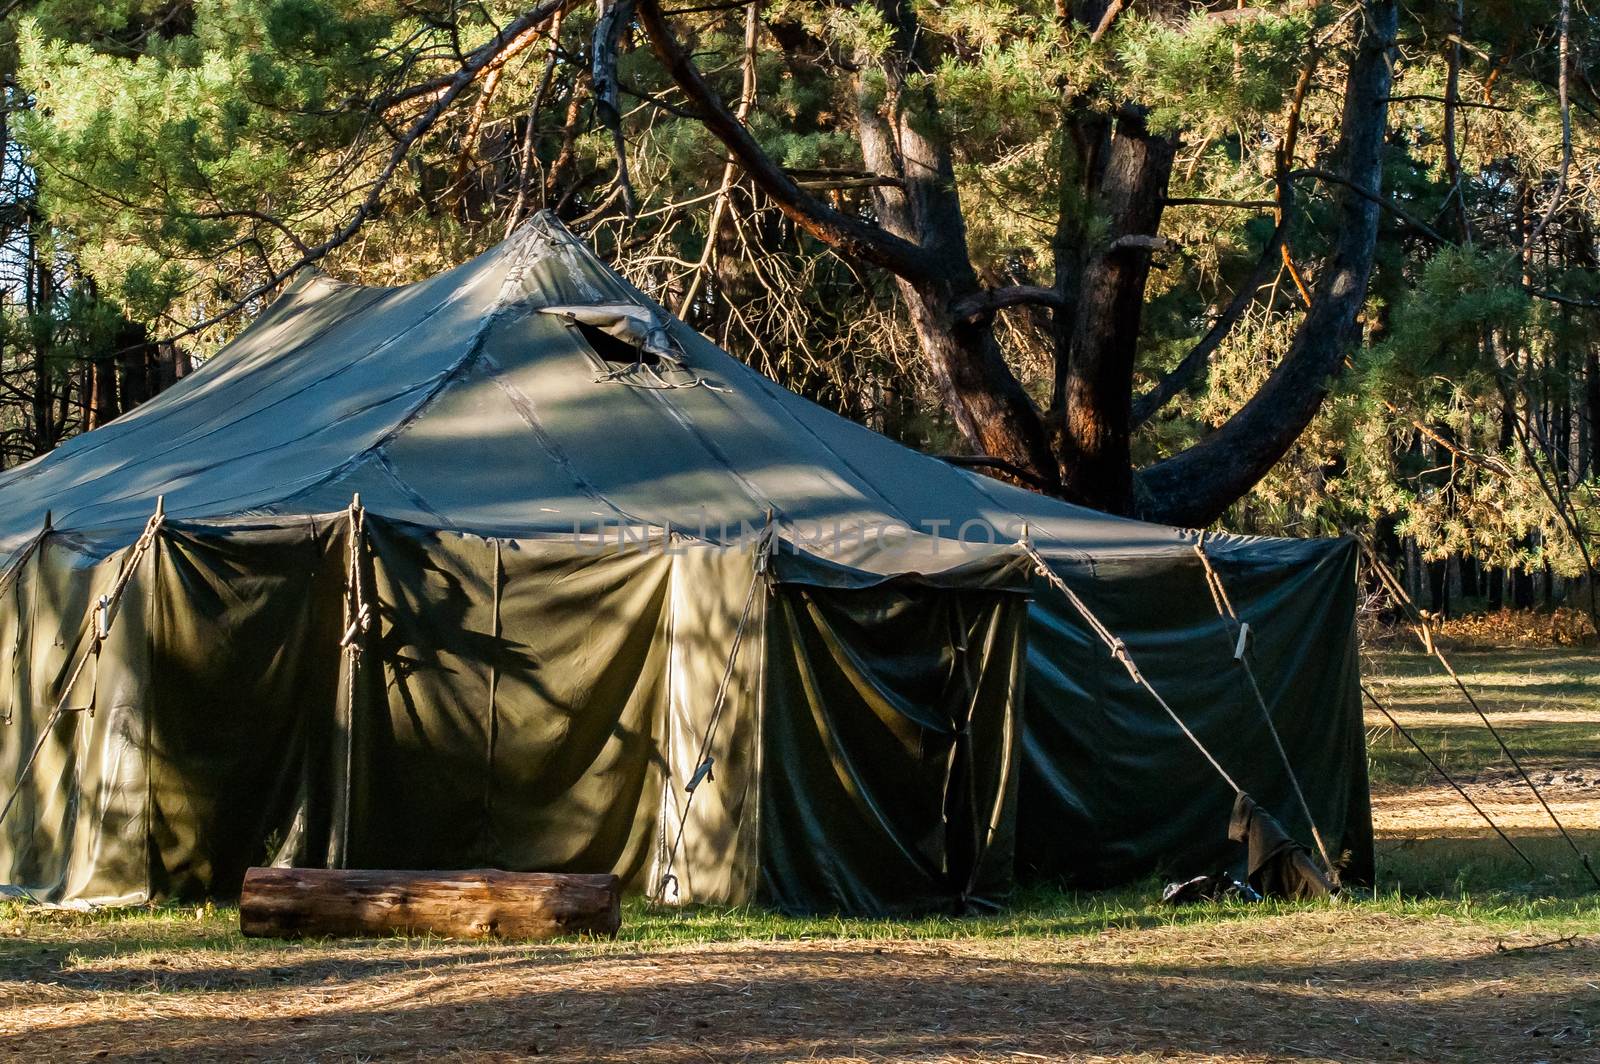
(757, 582, 1027, 915)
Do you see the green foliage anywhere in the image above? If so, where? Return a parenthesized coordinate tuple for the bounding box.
(1366, 248, 1529, 391)
(1117, 10, 1320, 135)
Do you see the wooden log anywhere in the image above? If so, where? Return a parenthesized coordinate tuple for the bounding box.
(239, 867, 621, 941)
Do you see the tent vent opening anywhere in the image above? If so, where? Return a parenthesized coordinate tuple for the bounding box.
(576, 321, 664, 368)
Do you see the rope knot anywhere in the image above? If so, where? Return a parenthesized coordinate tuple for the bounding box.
(1109, 639, 1141, 683)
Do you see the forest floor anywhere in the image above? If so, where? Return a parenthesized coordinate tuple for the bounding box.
(3, 647, 1599, 1063)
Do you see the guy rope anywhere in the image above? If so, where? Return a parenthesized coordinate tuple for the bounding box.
(1359, 682, 1540, 875)
(1355, 535, 1600, 889)
(1018, 531, 1242, 798)
(0, 497, 166, 831)
(336, 494, 371, 854)
(1194, 533, 1336, 877)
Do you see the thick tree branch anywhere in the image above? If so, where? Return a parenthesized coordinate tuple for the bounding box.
(1132, 52, 1314, 429)
(951, 284, 1067, 323)
(1137, 0, 1400, 527)
(635, 0, 937, 280)
(1131, 213, 1287, 428)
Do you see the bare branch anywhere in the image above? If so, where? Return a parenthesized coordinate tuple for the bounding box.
(1089, 0, 1127, 45)
(1132, 220, 1286, 428)
(375, 9, 563, 112)
(1107, 234, 1177, 254)
(1384, 94, 1514, 113)
(1291, 166, 1448, 243)
(1162, 196, 1278, 209)
(635, 0, 936, 281)
(593, 0, 640, 216)
(152, 0, 575, 345)
(793, 175, 905, 191)
(506, 9, 566, 236)
(676, 0, 762, 316)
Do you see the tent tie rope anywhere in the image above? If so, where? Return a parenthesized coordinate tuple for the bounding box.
(0, 498, 165, 831)
(1360, 682, 1542, 875)
(654, 523, 772, 903)
(344, 497, 371, 652)
(1194, 533, 1337, 879)
(1019, 535, 1241, 797)
(1353, 534, 1600, 890)
(336, 496, 370, 857)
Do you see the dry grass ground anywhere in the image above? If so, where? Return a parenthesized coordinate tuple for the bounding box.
(3, 647, 1598, 1063)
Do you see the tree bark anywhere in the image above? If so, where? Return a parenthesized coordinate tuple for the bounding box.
(1585, 346, 1599, 478)
(1053, 107, 1176, 513)
(88, 358, 119, 430)
(1136, 0, 1398, 526)
(239, 867, 622, 940)
(116, 320, 156, 412)
(840, 1, 1057, 483)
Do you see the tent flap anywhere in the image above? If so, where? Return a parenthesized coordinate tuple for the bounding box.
(759, 581, 1028, 915)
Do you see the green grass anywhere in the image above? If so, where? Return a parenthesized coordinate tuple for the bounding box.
(1363, 646, 1600, 787)
(5, 883, 1598, 969)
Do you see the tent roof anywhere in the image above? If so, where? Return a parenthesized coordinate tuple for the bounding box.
(0, 214, 1326, 578)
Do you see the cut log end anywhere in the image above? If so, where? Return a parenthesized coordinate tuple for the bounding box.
(239, 867, 622, 942)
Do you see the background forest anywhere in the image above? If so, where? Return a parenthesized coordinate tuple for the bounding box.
(0, 0, 1594, 621)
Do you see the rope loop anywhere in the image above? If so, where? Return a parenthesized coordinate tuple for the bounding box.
(1109, 639, 1141, 684)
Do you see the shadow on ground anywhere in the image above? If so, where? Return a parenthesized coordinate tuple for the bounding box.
(3, 922, 1597, 1062)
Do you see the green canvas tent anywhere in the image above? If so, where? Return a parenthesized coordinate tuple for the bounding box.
(0, 214, 1371, 912)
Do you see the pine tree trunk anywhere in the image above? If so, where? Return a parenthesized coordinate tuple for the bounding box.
(1054, 108, 1175, 514)
(1585, 347, 1599, 478)
(851, 37, 1059, 485)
